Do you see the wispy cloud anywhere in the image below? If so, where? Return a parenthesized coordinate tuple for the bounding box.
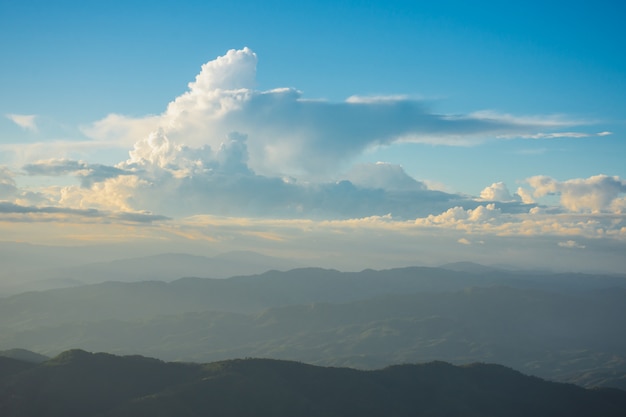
(500, 131, 613, 140)
(0, 201, 169, 223)
(5, 114, 38, 131)
(23, 159, 133, 187)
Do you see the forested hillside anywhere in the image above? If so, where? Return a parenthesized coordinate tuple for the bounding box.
(1, 350, 625, 417)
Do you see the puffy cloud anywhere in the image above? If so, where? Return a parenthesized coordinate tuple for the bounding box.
(23, 148, 475, 220)
(83, 48, 593, 178)
(187, 47, 256, 92)
(527, 175, 626, 213)
(5, 114, 37, 131)
(416, 203, 503, 226)
(611, 197, 626, 213)
(413, 202, 626, 242)
(479, 182, 516, 202)
(57, 175, 148, 212)
(515, 187, 535, 204)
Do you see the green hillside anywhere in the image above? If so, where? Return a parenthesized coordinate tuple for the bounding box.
(1, 350, 624, 417)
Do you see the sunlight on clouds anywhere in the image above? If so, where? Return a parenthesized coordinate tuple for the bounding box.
(416, 204, 502, 226)
(527, 175, 626, 213)
(479, 182, 517, 202)
(78, 47, 596, 178)
(1, 48, 624, 273)
(515, 187, 535, 204)
(239, 230, 286, 242)
(57, 175, 146, 212)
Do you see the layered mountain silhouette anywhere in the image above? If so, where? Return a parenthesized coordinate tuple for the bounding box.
(1, 350, 625, 417)
(1, 266, 625, 390)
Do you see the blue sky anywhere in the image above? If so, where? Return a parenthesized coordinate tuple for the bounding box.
(1, 0, 625, 273)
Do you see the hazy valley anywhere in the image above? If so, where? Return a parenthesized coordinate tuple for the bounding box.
(1, 260, 625, 394)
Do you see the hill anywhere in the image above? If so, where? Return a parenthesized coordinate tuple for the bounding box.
(0, 348, 49, 363)
(1, 267, 626, 389)
(0, 350, 624, 417)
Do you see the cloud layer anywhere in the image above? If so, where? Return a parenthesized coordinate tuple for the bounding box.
(1, 48, 624, 273)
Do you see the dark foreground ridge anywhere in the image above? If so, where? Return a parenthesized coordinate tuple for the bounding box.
(1, 349, 625, 417)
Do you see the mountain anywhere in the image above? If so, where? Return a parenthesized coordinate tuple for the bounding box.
(1, 350, 624, 417)
(1, 276, 625, 389)
(0, 348, 48, 363)
(46, 251, 302, 284)
(440, 261, 504, 274)
(0, 245, 302, 294)
(1, 266, 624, 328)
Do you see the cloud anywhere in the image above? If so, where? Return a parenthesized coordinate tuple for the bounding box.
(14, 144, 488, 220)
(23, 159, 132, 187)
(3, 48, 621, 255)
(515, 187, 535, 204)
(0, 201, 169, 223)
(5, 114, 37, 131)
(410, 201, 626, 242)
(501, 131, 612, 140)
(526, 175, 626, 213)
(0, 167, 18, 198)
(479, 182, 517, 202)
(558, 240, 586, 249)
(416, 203, 503, 227)
(345, 162, 427, 192)
(83, 47, 593, 178)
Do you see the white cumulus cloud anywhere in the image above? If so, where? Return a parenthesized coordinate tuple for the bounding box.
(83, 47, 596, 178)
(527, 174, 626, 213)
(479, 182, 517, 202)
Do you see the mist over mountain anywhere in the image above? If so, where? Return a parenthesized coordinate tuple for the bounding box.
(0, 243, 302, 295)
(1, 266, 625, 391)
(1, 350, 624, 417)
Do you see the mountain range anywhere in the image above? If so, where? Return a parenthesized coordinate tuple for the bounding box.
(1, 265, 625, 390)
(1, 349, 625, 417)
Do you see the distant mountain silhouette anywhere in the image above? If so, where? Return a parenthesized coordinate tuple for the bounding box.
(1, 350, 624, 417)
(440, 261, 504, 274)
(1, 267, 625, 389)
(0, 249, 302, 294)
(0, 348, 48, 363)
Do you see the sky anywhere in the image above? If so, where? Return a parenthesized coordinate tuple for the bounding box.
(1, 0, 625, 273)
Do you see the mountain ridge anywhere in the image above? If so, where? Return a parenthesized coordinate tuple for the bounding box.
(1, 350, 625, 417)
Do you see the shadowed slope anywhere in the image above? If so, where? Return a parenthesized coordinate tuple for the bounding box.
(1, 350, 625, 417)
